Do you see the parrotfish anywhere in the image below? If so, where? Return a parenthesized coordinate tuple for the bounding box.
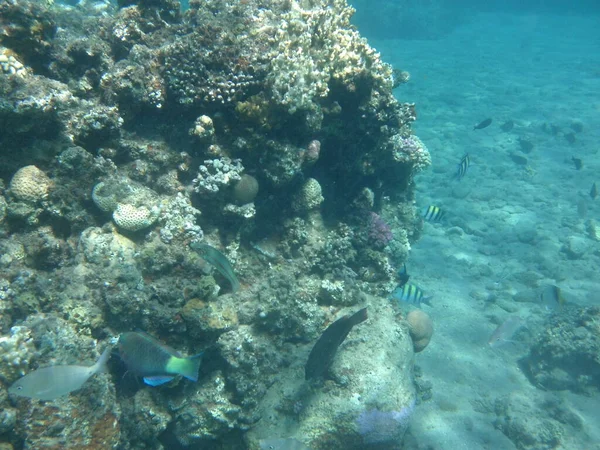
(488, 316, 526, 348)
(8, 347, 111, 401)
(305, 307, 368, 380)
(118, 332, 203, 386)
(190, 242, 240, 292)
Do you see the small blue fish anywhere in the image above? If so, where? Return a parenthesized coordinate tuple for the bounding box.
(422, 205, 444, 222)
(456, 154, 470, 179)
(390, 284, 432, 307)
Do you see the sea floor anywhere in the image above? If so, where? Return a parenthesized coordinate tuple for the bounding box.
(371, 12, 600, 450)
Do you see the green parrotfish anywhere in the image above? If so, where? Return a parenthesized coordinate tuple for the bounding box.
(118, 331, 203, 386)
(8, 347, 111, 401)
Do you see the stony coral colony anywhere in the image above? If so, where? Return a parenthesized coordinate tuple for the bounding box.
(0, 0, 430, 448)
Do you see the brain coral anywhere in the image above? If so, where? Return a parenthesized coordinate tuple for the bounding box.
(112, 203, 159, 232)
(406, 309, 433, 353)
(9, 165, 52, 203)
(92, 177, 161, 232)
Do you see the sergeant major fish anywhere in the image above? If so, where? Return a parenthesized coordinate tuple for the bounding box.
(456, 154, 470, 179)
(422, 205, 444, 222)
(390, 284, 432, 307)
(118, 331, 203, 386)
(8, 347, 111, 401)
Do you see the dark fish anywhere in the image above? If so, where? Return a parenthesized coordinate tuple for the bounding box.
(422, 205, 444, 222)
(565, 132, 577, 144)
(500, 120, 514, 132)
(456, 154, 470, 179)
(397, 263, 409, 287)
(518, 137, 534, 153)
(305, 308, 368, 380)
(190, 242, 240, 292)
(591, 182, 598, 200)
(8, 347, 111, 401)
(390, 283, 432, 307)
(473, 118, 492, 130)
(509, 153, 528, 166)
(572, 157, 583, 170)
(118, 332, 203, 386)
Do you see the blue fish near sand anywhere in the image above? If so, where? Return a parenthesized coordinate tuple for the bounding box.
(8, 347, 111, 401)
(390, 284, 432, 307)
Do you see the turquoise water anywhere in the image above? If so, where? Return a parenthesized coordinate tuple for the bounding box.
(354, 3, 600, 448)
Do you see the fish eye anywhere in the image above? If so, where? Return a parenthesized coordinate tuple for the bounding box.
(16, 386, 23, 390)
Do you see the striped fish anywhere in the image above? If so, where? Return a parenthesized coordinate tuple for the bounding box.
(456, 154, 470, 179)
(390, 284, 432, 307)
(422, 205, 444, 222)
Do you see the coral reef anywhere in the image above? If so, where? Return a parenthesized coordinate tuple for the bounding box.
(520, 305, 600, 393)
(0, 0, 430, 447)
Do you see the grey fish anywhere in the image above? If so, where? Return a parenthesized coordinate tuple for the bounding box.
(8, 347, 111, 401)
(190, 242, 240, 292)
(305, 308, 368, 380)
(488, 316, 525, 348)
(259, 438, 312, 450)
(473, 118, 492, 130)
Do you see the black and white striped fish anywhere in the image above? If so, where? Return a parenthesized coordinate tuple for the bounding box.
(423, 205, 444, 222)
(390, 284, 432, 307)
(456, 154, 470, 179)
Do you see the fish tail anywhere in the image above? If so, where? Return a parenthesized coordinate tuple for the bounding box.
(181, 352, 204, 382)
(93, 346, 112, 374)
(348, 307, 368, 326)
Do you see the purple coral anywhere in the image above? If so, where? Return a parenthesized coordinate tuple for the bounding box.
(357, 400, 415, 444)
(367, 212, 393, 248)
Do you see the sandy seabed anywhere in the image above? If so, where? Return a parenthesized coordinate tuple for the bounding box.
(374, 12, 600, 450)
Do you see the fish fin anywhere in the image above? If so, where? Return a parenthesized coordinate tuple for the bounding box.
(143, 376, 175, 386)
(181, 352, 204, 382)
(422, 296, 434, 307)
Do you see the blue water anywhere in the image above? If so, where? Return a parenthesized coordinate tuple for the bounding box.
(352, 2, 600, 448)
